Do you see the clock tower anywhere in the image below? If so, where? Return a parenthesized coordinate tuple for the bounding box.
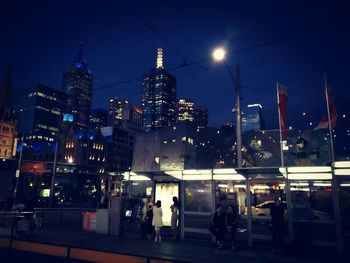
(0, 66, 17, 159)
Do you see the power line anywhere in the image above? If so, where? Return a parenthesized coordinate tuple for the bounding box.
(91, 23, 340, 92)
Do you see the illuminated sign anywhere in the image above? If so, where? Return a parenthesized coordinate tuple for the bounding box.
(63, 114, 74, 122)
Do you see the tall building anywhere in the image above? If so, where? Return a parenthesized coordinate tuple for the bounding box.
(0, 66, 17, 159)
(242, 103, 265, 133)
(177, 99, 195, 122)
(108, 98, 142, 131)
(90, 108, 108, 129)
(63, 44, 93, 131)
(194, 106, 208, 128)
(17, 84, 67, 140)
(141, 48, 176, 132)
(177, 99, 208, 129)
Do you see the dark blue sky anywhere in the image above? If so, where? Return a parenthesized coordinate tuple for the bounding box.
(1, 0, 349, 155)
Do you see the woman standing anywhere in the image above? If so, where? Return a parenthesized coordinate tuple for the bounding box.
(170, 196, 179, 240)
(152, 200, 163, 243)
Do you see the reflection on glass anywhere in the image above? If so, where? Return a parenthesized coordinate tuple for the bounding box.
(185, 181, 212, 212)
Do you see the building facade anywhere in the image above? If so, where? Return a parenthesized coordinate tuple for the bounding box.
(0, 66, 17, 159)
(63, 45, 93, 131)
(141, 48, 176, 132)
(90, 108, 108, 129)
(108, 98, 142, 131)
(242, 104, 265, 133)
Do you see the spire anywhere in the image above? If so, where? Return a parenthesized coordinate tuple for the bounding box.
(77, 41, 84, 62)
(156, 48, 163, 69)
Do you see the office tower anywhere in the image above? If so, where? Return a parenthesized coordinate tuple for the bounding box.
(194, 106, 208, 128)
(177, 99, 195, 122)
(0, 66, 17, 159)
(242, 104, 265, 133)
(141, 48, 176, 132)
(90, 108, 108, 129)
(17, 84, 67, 140)
(62, 44, 93, 131)
(108, 98, 142, 131)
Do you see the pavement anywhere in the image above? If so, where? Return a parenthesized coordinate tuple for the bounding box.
(0, 227, 346, 263)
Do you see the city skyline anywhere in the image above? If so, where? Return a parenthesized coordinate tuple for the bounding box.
(0, 0, 349, 156)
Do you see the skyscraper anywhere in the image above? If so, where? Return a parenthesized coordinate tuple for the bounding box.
(141, 48, 176, 132)
(17, 84, 67, 140)
(242, 103, 265, 133)
(194, 106, 208, 129)
(63, 44, 93, 131)
(90, 108, 108, 129)
(0, 66, 17, 159)
(108, 98, 142, 131)
(177, 99, 195, 122)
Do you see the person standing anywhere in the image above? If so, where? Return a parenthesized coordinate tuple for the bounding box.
(152, 200, 163, 243)
(170, 196, 179, 240)
(270, 197, 285, 253)
(226, 205, 240, 250)
(212, 204, 226, 249)
(145, 196, 154, 239)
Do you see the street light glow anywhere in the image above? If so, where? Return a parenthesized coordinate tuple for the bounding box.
(212, 47, 226, 61)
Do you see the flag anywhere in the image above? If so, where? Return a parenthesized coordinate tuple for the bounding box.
(277, 83, 288, 137)
(315, 87, 337, 130)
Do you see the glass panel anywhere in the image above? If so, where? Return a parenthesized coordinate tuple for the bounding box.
(290, 180, 336, 246)
(338, 178, 350, 249)
(184, 181, 212, 213)
(249, 176, 287, 241)
(215, 180, 248, 241)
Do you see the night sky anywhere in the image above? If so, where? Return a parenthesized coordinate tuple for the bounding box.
(1, 1, 349, 156)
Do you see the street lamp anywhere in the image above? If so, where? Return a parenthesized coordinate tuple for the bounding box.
(212, 47, 242, 168)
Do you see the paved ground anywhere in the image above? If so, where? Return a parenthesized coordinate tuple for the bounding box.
(0, 227, 347, 263)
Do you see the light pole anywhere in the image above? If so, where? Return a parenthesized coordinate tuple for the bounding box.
(212, 48, 242, 168)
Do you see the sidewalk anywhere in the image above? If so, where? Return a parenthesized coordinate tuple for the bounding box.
(0, 228, 344, 263)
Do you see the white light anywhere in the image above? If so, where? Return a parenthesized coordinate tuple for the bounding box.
(287, 166, 331, 173)
(288, 173, 332, 180)
(213, 174, 246, 181)
(212, 47, 226, 61)
(340, 183, 350, 187)
(129, 175, 151, 181)
(213, 168, 237, 174)
(68, 157, 73, 164)
(334, 161, 350, 168)
(314, 182, 331, 187)
(302, 112, 306, 116)
(334, 169, 350, 176)
(183, 174, 212, 181)
(343, 114, 346, 118)
(165, 171, 183, 180)
(183, 169, 212, 175)
(218, 184, 228, 188)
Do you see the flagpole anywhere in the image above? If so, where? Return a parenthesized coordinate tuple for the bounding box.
(324, 73, 335, 162)
(276, 82, 284, 167)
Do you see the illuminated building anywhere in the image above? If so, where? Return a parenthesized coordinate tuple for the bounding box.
(58, 115, 107, 170)
(141, 48, 176, 132)
(17, 84, 67, 140)
(194, 106, 208, 128)
(242, 103, 265, 133)
(63, 44, 93, 131)
(108, 98, 142, 131)
(177, 99, 195, 122)
(177, 99, 208, 129)
(16, 84, 67, 161)
(0, 66, 17, 159)
(90, 108, 108, 129)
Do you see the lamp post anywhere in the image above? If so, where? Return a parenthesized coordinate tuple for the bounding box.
(212, 48, 242, 168)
